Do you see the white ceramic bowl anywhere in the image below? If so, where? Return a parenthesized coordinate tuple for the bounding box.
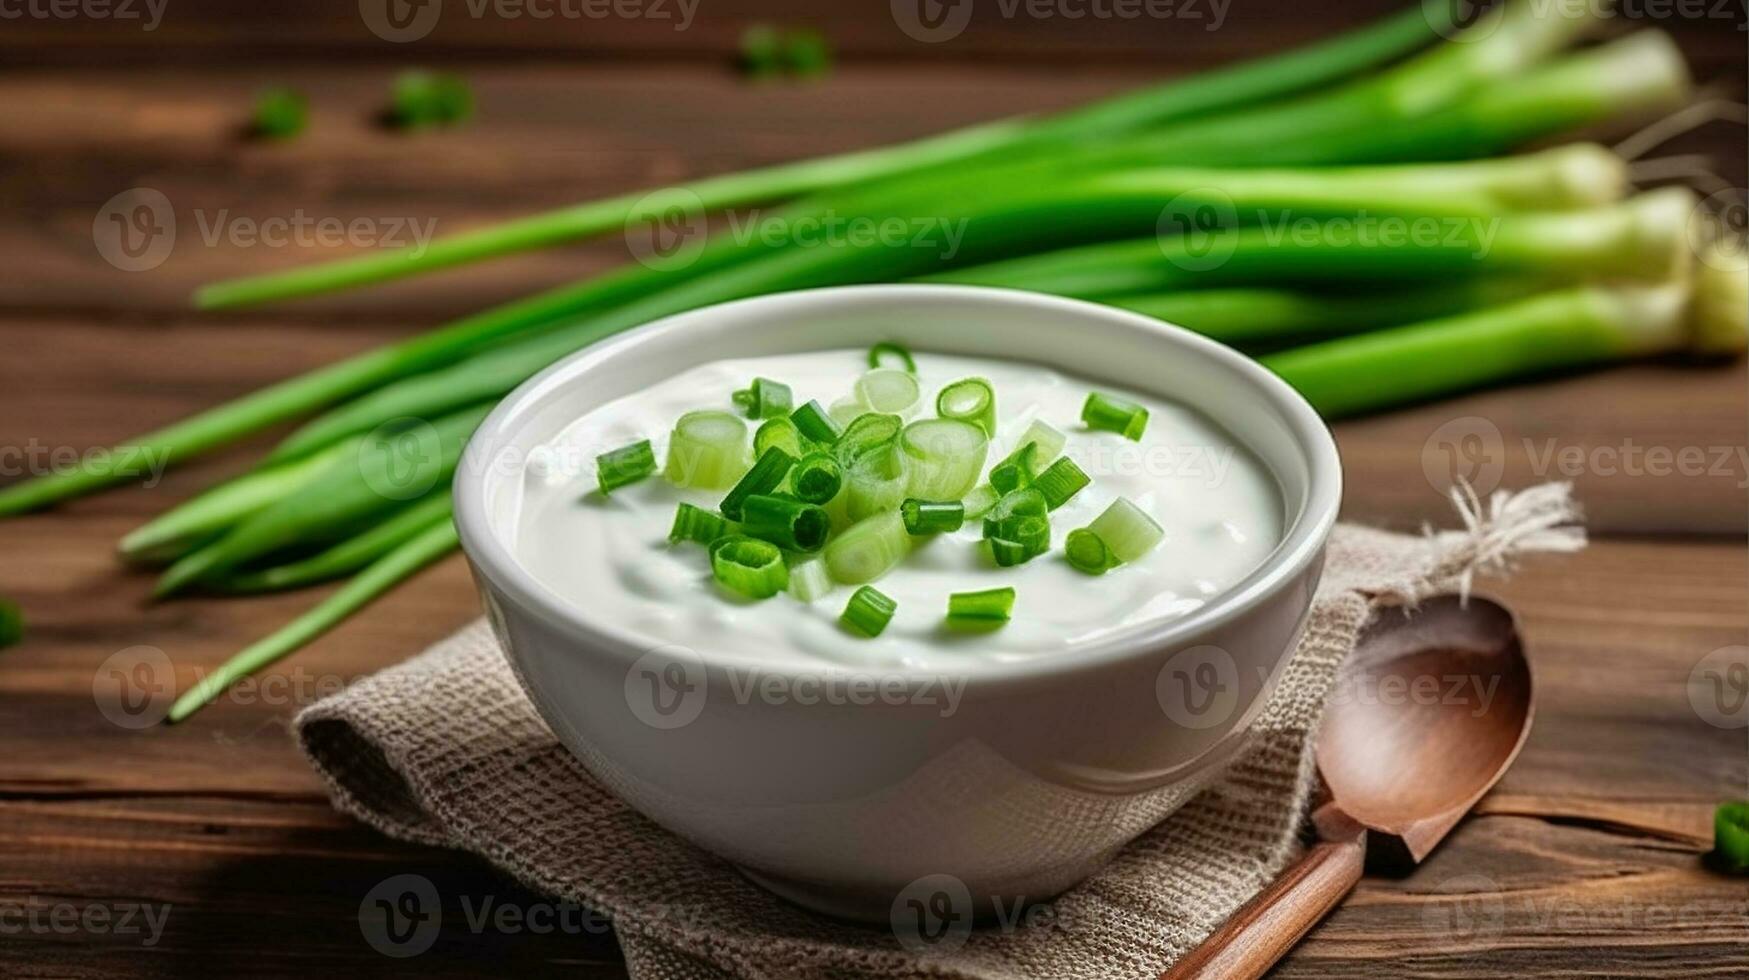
(455, 285, 1341, 922)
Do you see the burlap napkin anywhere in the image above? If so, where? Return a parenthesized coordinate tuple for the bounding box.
(295, 483, 1583, 979)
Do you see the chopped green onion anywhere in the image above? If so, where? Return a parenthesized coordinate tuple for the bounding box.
(854, 369, 922, 419)
(840, 586, 896, 637)
(935, 377, 996, 436)
(823, 511, 911, 585)
(947, 587, 1015, 627)
(983, 488, 1051, 564)
(738, 23, 784, 79)
(665, 410, 750, 490)
(1034, 457, 1091, 510)
(669, 502, 734, 546)
(835, 412, 903, 464)
(720, 446, 796, 520)
(1086, 497, 1164, 563)
(1082, 392, 1150, 441)
(389, 71, 473, 130)
(790, 400, 843, 444)
(0, 598, 21, 649)
(990, 442, 1036, 496)
(755, 416, 805, 458)
(710, 535, 789, 599)
(787, 558, 833, 602)
(251, 87, 308, 140)
(845, 446, 908, 522)
(899, 418, 988, 501)
(981, 486, 1048, 536)
(792, 452, 843, 504)
(739, 494, 830, 553)
(988, 537, 1031, 567)
(962, 484, 1000, 520)
(867, 341, 916, 373)
(828, 396, 867, 427)
(781, 28, 832, 78)
(731, 377, 794, 419)
(1711, 801, 1749, 874)
(901, 499, 964, 535)
(595, 439, 656, 495)
(1001, 420, 1067, 477)
(1064, 528, 1114, 575)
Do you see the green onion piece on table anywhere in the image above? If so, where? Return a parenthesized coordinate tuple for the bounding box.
(1710, 801, 1749, 874)
(834, 412, 903, 464)
(669, 502, 734, 546)
(596, 439, 657, 495)
(787, 558, 833, 602)
(731, 377, 794, 419)
(1082, 392, 1150, 440)
(790, 400, 843, 444)
(710, 535, 789, 599)
(792, 452, 844, 504)
(739, 494, 830, 552)
(824, 511, 911, 585)
(1064, 528, 1115, 575)
(854, 368, 922, 418)
(899, 418, 988, 501)
(901, 499, 965, 535)
(1085, 497, 1164, 563)
(0, 598, 21, 649)
(867, 342, 917, 373)
(665, 410, 750, 490)
(947, 587, 1015, 627)
(990, 443, 1037, 496)
(781, 28, 832, 78)
(252, 87, 308, 140)
(936, 377, 996, 436)
(845, 447, 909, 522)
(840, 586, 896, 637)
(754, 416, 806, 458)
(720, 446, 796, 520)
(738, 23, 784, 79)
(1034, 457, 1091, 509)
(390, 70, 473, 129)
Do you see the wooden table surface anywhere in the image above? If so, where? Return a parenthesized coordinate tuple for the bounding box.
(2, 2, 1746, 976)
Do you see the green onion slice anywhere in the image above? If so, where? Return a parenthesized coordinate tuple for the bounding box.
(792, 452, 844, 504)
(962, 483, 999, 520)
(731, 377, 794, 420)
(710, 535, 788, 599)
(901, 498, 964, 535)
(828, 395, 867, 427)
(988, 537, 1030, 567)
(1086, 497, 1164, 563)
(845, 446, 909, 522)
(867, 341, 917, 373)
(1034, 456, 1091, 510)
(739, 494, 830, 552)
(900, 418, 988, 501)
(935, 377, 995, 437)
(981, 487, 1048, 537)
(840, 585, 897, 637)
(669, 502, 733, 546)
(1082, 392, 1150, 441)
(787, 558, 833, 603)
(854, 368, 922, 419)
(664, 410, 750, 490)
(999, 420, 1065, 477)
(1064, 528, 1114, 575)
(1712, 801, 1749, 874)
(790, 400, 843, 445)
(835, 412, 903, 464)
(947, 587, 1014, 627)
(823, 511, 911, 585)
(596, 439, 656, 495)
(989, 442, 1036, 496)
(720, 446, 796, 521)
(754, 416, 806, 458)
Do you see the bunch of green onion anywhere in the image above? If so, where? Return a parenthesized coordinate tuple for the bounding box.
(2, 1, 1742, 721)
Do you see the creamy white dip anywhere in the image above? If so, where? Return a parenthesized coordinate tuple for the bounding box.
(513, 349, 1282, 669)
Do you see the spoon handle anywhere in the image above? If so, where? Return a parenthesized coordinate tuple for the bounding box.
(1160, 821, 1366, 980)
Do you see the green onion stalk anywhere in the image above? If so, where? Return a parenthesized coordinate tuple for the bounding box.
(192, 3, 1457, 311)
(220, 492, 454, 593)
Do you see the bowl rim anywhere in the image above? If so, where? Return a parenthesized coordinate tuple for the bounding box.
(454, 284, 1342, 692)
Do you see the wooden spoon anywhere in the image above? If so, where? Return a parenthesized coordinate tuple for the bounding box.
(1163, 595, 1534, 980)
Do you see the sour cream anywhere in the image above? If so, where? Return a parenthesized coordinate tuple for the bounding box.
(513, 350, 1282, 670)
